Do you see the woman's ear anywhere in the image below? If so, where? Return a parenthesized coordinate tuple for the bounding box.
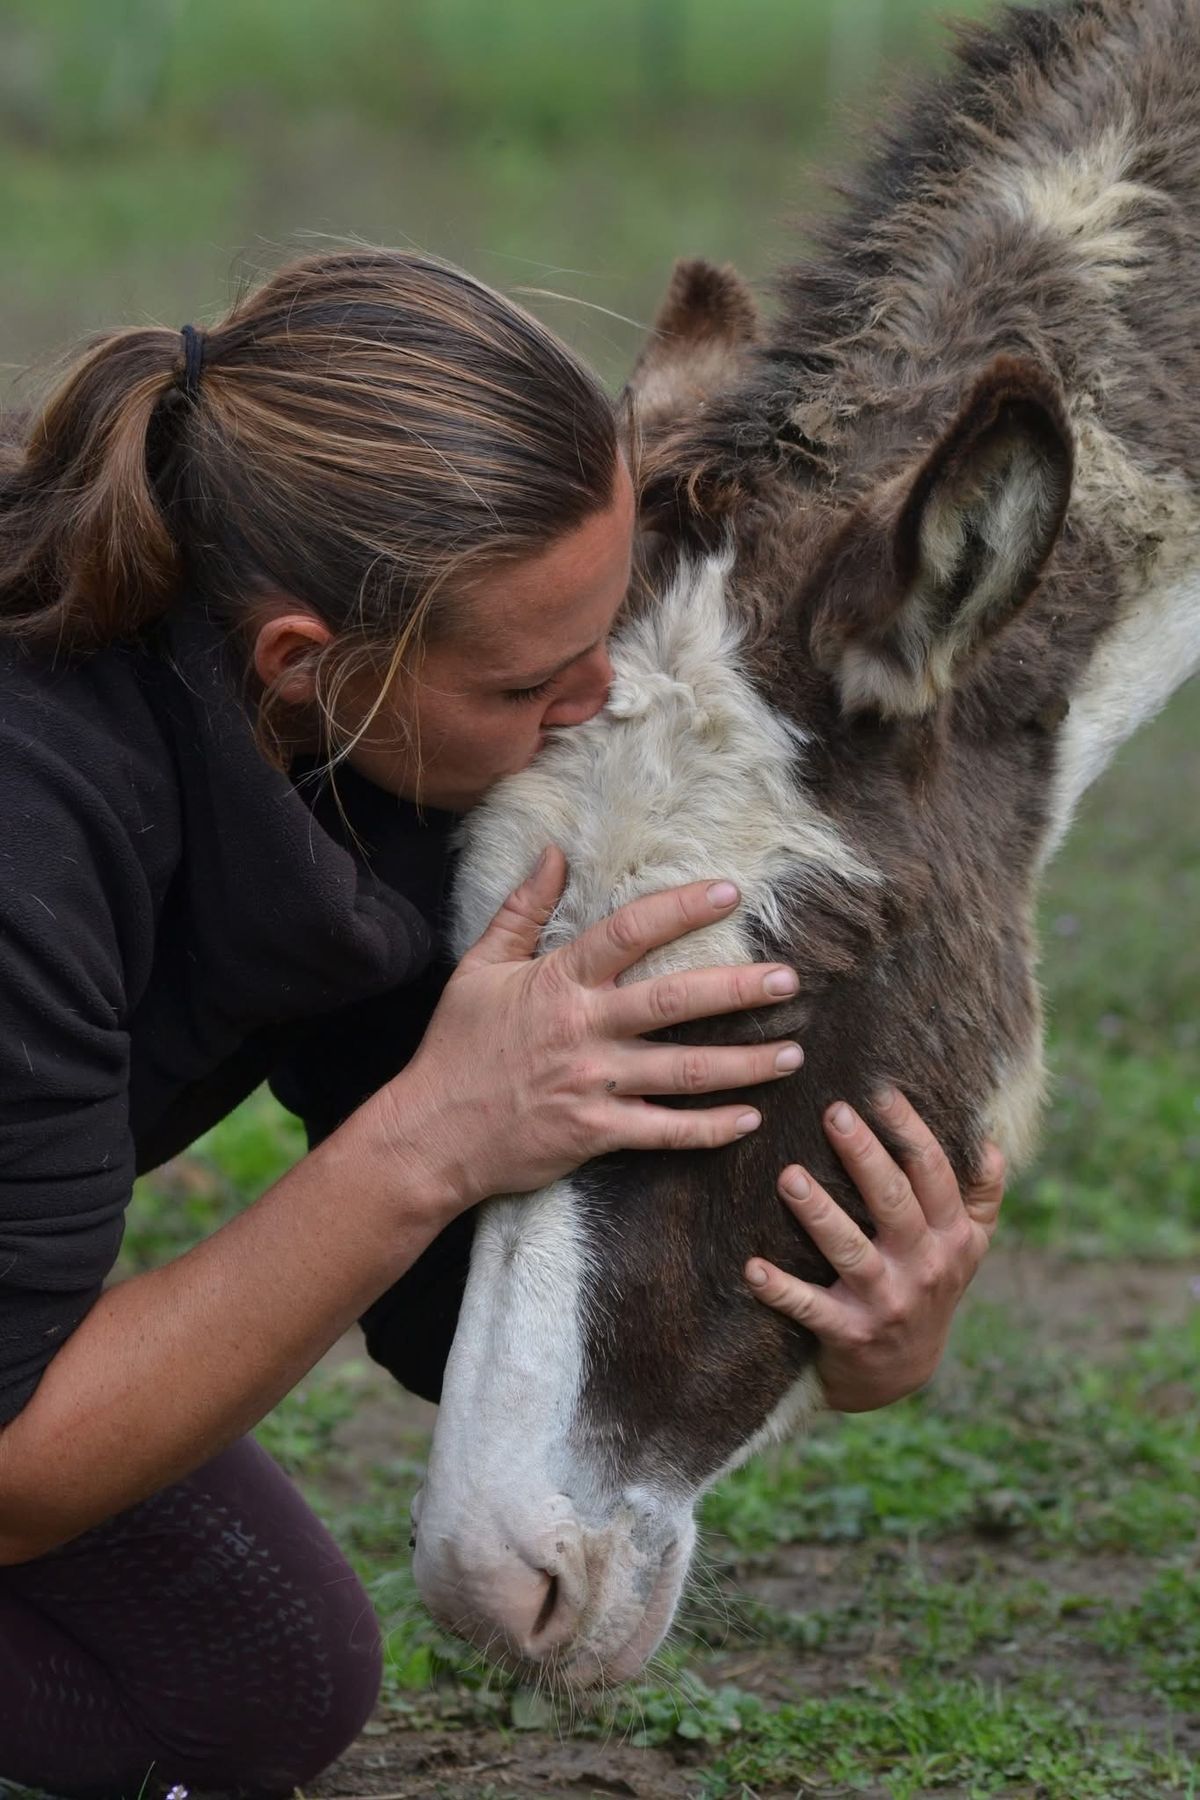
(252, 610, 334, 702)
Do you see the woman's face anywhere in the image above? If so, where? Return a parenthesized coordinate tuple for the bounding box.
(345, 456, 636, 811)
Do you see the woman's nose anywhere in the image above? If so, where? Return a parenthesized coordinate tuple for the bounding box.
(541, 647, 613, 729)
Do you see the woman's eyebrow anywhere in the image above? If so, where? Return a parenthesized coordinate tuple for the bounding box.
(500, 638, 603, 687)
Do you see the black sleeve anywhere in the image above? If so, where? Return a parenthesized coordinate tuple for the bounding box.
(268, 958, 474, 1404)
(0, 732, 148, 1426)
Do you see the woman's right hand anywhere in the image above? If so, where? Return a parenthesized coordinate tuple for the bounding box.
(386, 845, 803, 1214)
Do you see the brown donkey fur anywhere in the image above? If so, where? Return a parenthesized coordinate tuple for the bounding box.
(422, 1, 1200, 1670)
(583, 0, 1200, 1477)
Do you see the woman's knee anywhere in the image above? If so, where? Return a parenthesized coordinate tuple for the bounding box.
(3, 1436, 385, 1795)
(142, 1576, 383, 1791)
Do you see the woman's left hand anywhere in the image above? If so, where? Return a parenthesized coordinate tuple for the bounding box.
(744, 1087, 1005, 1412)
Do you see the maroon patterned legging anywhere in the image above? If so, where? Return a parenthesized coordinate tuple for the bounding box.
(0, 1437, 382, 1799)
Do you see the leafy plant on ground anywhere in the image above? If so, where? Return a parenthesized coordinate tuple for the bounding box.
(702, 1304, 1200, 1555)
(1093, 1567, 1200, 1713)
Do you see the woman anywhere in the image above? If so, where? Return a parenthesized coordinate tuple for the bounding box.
(0, 249, 1004, 1798)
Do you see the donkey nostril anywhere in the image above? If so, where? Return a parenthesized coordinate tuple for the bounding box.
(531, 1572, 560, 1642)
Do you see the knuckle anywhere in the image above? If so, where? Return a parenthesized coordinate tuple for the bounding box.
(948, 1220, 979, 1262)
(545, 1002, 587, 1054)
(651, 976, 687, 1024)
(664, 1114, 696, 1151)
(733, 966, 763, 1009)
(506, 884, 545, 922)
(534, 955, 575, 1011)
(606, 907, 643, 956)
(806, 1195, 838, 1231)
(878, 1285, 911, 1328)
(916, 1252, 950, 1293)
(537, 949, 571, 990)
(922, 1144, 954, 1188)
(878, 1173, 913, 1213)
(903, 1136, 937, 1171)
(841, 1316, 875, 1353)
(671, 886, 697, 929)
(776, 1287, 810, 1323)
(678, 1050, 709, 1093)
(838, 1234, 874, 1272)
(978, 1142, 1007, 1185)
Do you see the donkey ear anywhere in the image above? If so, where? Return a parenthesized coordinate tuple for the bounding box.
(622, 257, 761, 443)
(812, 357, 1073, 717)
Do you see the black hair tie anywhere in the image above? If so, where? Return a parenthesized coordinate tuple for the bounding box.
(179, 323, 206, 401)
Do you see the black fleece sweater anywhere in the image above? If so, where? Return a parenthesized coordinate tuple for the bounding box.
(0, 603, 475, 1427)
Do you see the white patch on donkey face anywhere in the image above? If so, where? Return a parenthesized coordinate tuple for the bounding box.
(415, 556, 874, 1683)
(451, 553, 874, 969)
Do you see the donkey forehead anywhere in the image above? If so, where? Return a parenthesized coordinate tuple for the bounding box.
(451, 554, 875, 967)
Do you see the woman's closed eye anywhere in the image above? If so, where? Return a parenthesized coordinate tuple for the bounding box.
(502, 677, 556, 704)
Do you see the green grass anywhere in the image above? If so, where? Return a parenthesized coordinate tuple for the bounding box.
(1096, 1569, 1200, 1715)
(119, 1088, 302, 1275)
(686, 1680, 1198, 1798)
(703, 1303, 1200, 1556)
(1008, 692, 1200, 1258)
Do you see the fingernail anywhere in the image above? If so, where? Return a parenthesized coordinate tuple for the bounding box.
(763, 967, 799, 997)
(736, 1110, 761, 1134)
(745, 1261, 769, 1288)
(533, 847, 551, 876)
(783, 1167, 810, 1199)
(828, 1102, 855, 1134)
(775, 1044, 804, 1072)
(707, 881, 739, 908)
(874, 1084, 898, 1110)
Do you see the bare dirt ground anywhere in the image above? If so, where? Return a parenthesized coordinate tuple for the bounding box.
(304, 1250, 1200, 1800)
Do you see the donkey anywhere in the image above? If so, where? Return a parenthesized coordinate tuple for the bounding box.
(411, 0, 1200, 1686)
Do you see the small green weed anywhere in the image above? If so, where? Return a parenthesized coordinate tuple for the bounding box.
(1093, 1567, 1200, 1712)
(702, 1305, 1200, 1554)
(686, 1676, 1198, 1798)
(253, 1366, 360, 1475)
(121, 1088, 304, 1273)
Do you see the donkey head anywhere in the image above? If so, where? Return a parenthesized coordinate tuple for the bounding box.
(410, 255, 1193, 1685)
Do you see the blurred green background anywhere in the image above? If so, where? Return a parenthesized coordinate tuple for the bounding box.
(1, 2, 1197, 1791)
(1, 0, 984, 390)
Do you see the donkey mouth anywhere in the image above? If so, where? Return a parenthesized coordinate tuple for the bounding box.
(529, 1531, 693, 1691)
(413, 1512, 694, 1690)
